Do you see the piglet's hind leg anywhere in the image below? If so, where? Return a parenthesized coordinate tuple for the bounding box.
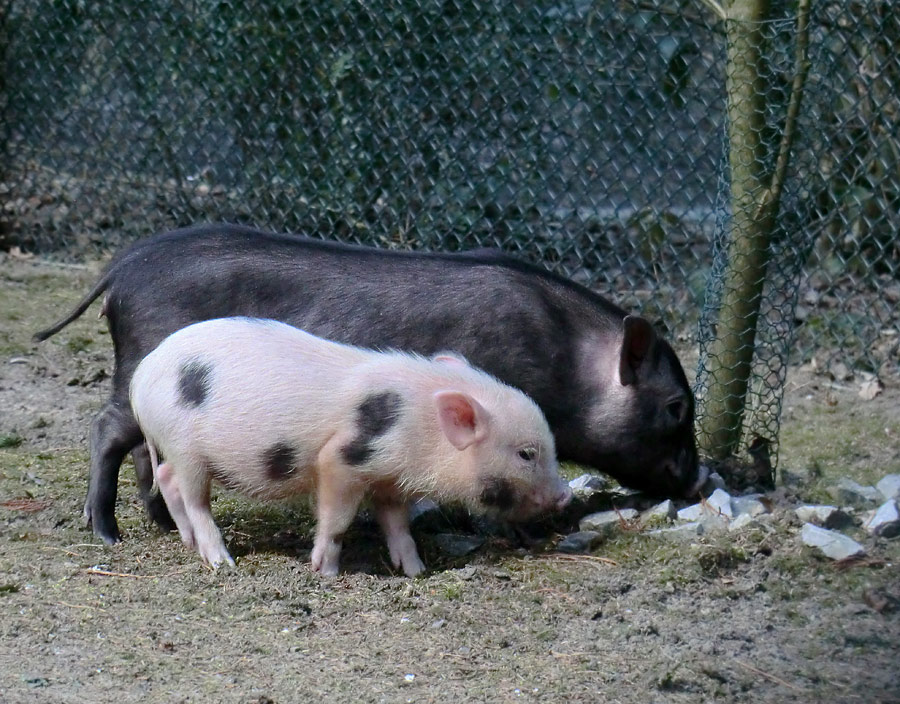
(311, 440, 366, 576)
(178, 468, 235, 569)
(155, 461, 195, 549)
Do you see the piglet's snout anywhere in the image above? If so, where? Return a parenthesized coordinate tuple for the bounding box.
(554, 485, 574, 511)
(523, 479, 572, 518)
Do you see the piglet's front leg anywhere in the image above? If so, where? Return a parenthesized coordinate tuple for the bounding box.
(372, 490, 425, 577)
(311, 441, 366, 576)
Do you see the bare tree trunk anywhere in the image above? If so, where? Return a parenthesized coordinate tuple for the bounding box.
(699, 0, 812, 462)
(697, 0, 773, 459)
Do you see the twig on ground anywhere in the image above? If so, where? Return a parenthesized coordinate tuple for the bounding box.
(544, 554, 618, 566)
(40, 546, 83, 557)
(734, 660, 808, 692)
(52, 600, 108, 612)
(85, 568, 157, 579)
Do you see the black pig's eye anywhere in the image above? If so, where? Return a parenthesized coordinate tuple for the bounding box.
(666, 400, 685, 423)
(518, 447, 537, 462)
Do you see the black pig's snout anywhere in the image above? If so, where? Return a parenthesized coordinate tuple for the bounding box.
(660, 445, 705, 498)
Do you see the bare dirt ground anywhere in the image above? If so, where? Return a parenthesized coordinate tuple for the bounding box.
(1, 255, 898, 703)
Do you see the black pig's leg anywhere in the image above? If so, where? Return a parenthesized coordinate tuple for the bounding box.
(131, 444, 176, 531)
(85, 401, 143, 544)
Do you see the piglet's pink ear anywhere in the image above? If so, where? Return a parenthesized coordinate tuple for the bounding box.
(432, 353, 469, 368)
(434, 390, 489, 451)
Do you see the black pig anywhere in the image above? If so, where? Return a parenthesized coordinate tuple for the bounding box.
(34, 223, 705, 543)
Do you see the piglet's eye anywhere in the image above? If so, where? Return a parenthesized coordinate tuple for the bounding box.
(518, 447, 537, 462)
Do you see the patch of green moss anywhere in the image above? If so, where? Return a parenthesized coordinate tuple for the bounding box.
(0, 434, 24, 449)
(65, 335, 94, 354)
(780, 406, 900, 492)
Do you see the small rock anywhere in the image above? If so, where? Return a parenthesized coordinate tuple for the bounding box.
(433, 534, 484, 557)
(642, 500, 676, 522)
(876, 474, 900, 501)
(830, 361, 852, 381)
(728, 513, 756, 532)
(677, 489, 732, 522)
(794, 504, 854, 529)
(706, 488, 733, 518)
(409, 498, 440, 524)
(701, 470, 727, 494)
(863, 499, 900, 538)
(858, 378, 884, 401)
(823, 509, 855, 530)
(456, 566, 477, 580)
(800, 523, 865, 560)
(24, 676, 50, 689)
(829, 478, 882, 505)
(698, 513, 731, 533)
(732, 494, 769, 518)
(646, 522, 703, 540)
(568, 473, 608, 494)
(556, 531, 603, 554)
(579, 508, 638, 534)
(676, 503, 704, 521)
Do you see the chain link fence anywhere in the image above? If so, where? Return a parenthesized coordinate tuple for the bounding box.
(3, 0, 898, 473)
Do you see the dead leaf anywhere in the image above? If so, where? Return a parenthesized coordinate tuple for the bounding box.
(858, 378, 884, 401)
(830, 362, 852, 382)
(863, 587, 899, 614)
(1, 497, 52, 512)
(8, 246, 34, 260)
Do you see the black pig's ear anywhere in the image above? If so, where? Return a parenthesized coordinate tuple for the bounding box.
(619, 315, 656, 386)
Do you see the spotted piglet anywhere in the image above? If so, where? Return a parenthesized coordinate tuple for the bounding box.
(129, 317, 571, 576)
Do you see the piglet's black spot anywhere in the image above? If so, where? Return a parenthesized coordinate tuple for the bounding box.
(479, 477, 515, 511)
(341, 391, 402, 466)
(178, 360, 213, 407)
(263, 443, 298, 480)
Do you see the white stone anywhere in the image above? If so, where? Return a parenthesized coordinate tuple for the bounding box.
(568, 473, 608, 494)
(579, 508, 638, 533)
(876, 474, 900, 501)
(728, 513, 756, 532)
(677, 488, 733, 522)
(829, 478, 882, 505)
(732, 494, 769, 518)
(699, 514, 731, 533)
(646, 522, 703, 540)
(795, 505, 839, 524)
(863, 500, 900, 538)
(677, 503, 704, 521)
(728, 513, 775, 533)
(800, 523, 865, 560)
(706, 488, 733, 518)
(642, 500, 677, 522)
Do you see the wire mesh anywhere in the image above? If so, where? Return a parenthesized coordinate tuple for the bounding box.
(2, 0, 898, 472)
